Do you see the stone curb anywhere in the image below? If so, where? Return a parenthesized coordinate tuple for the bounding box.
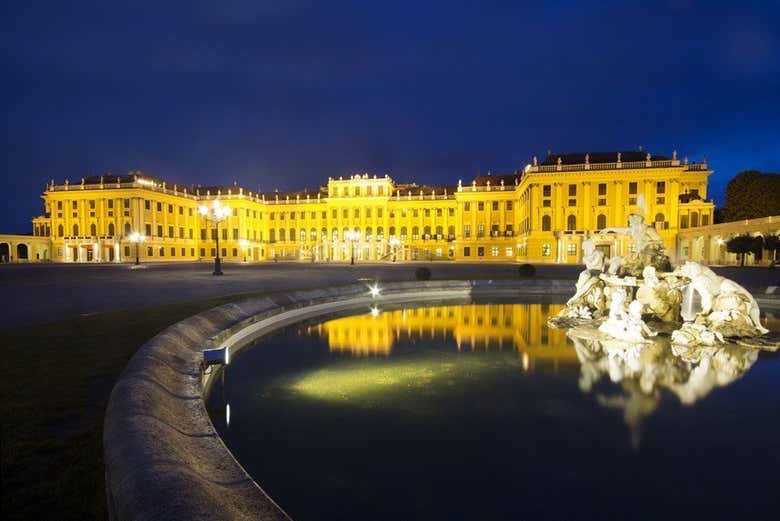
(104, 279, 575, 521)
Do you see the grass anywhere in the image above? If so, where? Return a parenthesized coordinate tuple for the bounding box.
(0, 292, 282, 521)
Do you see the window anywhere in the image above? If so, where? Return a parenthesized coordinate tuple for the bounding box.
(568, 199, 576, 207)
(355, 186, 360, 196)
(477, 247, 484, 257)
(200, 248, 205, 257)
(542, 215, 551, 231)
(58, 224, 64, 237)
(233, 228, 239, 240)
(156, 225, 162, 237)
(656, 181, 666, 194)
(179, 227, 184, 239)
(157, 202, 162, 212)
(598, 183, 607, 196)
(464, 202, 471, 211)
(629, 182, 637, 194)
(400, 227, 408, 240)
(147, 246, 154, 256)
(179, 206, 183, 215)
(543, 200, 551, 207)
(424, 208, 430, 217)
(567, 243, 576, 256)
(436, 208, 442, 217)
(691, 212, 699, 227)
(168, 226, 173, 238)
(222, 229, 227, 240)
(412, 226, 419, 240)
(109, 223, 116, 236)
(492, 201, 499, 211)
(702, 214, 710, 226)
(464, 225, 471, 238)
(567, 215, 576, 231)
(568, 184, 577, 196)
(477, 202, 484, 211)
(506, 247, 513, 257)
(477, 224, 485, 238)
(542, 243, 551, 257)
(506, 201, 513, 211)
(597, 214, 607, 230)
(168, 204, 173, 213)
(543, 185, 551, 197)
(464, 247, 471, 257)
(171, 248, 175, 257)
(201, 229, 207, 240)
(655, 213, 666, 230)
(90, 223, 96, 236)
(491, 246, 499, 257)
(413, 209, 418, 217)
(680, 215, 689, 228)
(656, 197, 665, 204)
(232, 248, 238, 257)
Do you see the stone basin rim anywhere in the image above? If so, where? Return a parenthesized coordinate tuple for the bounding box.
(100, 278, 597, 521)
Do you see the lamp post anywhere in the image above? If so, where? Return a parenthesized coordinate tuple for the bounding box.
(199, 199, 231, 276)
(129, 232, 146, 265)
(345, 230, 361, 265)
(389, 237, 400, 262)
(239, 239, 249, 263)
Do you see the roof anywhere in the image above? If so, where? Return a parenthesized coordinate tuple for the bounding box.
(393, 184, 458, 196)
(540, 151, 669, 166)
(470, 172, 522, 187)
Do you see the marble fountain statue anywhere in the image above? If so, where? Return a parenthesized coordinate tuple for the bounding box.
(548, 212, 774, 350)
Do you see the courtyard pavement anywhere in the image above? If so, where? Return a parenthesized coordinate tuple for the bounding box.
(0, 261, 777, 327)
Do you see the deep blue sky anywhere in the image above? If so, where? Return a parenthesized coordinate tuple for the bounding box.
(2, 0, 778, 233)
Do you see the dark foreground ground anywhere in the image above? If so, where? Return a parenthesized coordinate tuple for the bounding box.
(0, 261, 777, 520)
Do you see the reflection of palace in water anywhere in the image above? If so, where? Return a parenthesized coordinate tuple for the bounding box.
(305, 303, 575, 365)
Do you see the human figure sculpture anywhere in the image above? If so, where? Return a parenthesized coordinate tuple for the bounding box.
(674, 261, 768, 336)
(554, 239, 607, 321)
(635, 266, 682, 322)
(598, 290, 655, 343)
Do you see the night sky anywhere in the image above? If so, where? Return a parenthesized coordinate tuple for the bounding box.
(2, 1, 778, 233)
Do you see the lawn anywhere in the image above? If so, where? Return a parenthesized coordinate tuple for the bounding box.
(0, 291, 283, 521)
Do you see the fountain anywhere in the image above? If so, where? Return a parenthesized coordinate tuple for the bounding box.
(548, 212, 776, 350)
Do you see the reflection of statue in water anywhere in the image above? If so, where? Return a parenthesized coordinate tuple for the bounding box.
(569, 332, 759, 447)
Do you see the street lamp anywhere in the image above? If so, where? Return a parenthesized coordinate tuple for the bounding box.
(199, 199, 231, 276)
(129, 231, 146, 265)
(345, 230, 361, 265)
(239, 239, 249, 263)
(389, 237, 401, 262)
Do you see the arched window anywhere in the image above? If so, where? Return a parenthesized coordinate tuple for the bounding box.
(321, 228, 327, 241)
(400, 227, 408, 240)
(289, 228, 295, 241)
(389, 226, 396, 237)
(448, 225, 455, 239)
(331, 228, 338, 241)
(541, 215, 551, 231)
(365, 227, 372, 240)
(310, 228, 316, 241)
(680, 215, 689, 229)
(90, 223, 97, 236)
(269, 229, 276, 242)
(279, 229, 286, 242)
(412, 226, 420, 240)
(108, 223, 115, 236)
(423, 225, 431, 238)
(73, 224, 79, 236)
(342, 227, 349, 240)
(691, 212, 699, 227)
(124, 223, 131, 236)
(58, 224, 64, 237)
(376, 226, 384, 239)
(300, 229, 306, 242)
(435, 225, 443, 238)
(567, 215, 576, 231)
(596, 214, 606, 231)
(655, 213, 665, 230)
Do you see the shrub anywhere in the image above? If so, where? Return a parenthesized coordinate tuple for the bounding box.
(517, 264, 536, 277)
(415, 267, 432, 280)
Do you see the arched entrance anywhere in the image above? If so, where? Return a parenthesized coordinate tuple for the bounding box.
(0, 242, 9, 263)
(16, 243, 29, 260)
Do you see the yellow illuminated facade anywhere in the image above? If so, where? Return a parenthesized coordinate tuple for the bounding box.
(6, 150, 714, 263)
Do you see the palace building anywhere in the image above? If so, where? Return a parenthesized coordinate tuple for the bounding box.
(1, 149, 717, 264)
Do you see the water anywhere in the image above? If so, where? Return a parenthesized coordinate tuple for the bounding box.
(207, 301, 780, 521)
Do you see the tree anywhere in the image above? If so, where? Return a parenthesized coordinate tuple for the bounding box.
(765, 235, 780, 264)
(722, 170, 780, 221)
(726, 235, 763, 266)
